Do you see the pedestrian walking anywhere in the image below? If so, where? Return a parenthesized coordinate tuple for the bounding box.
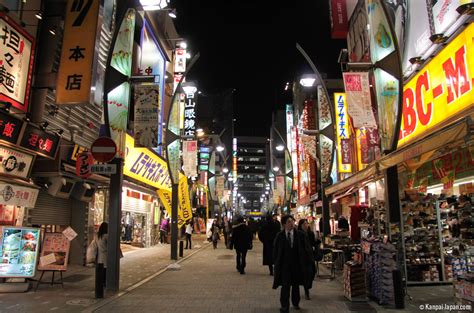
(258, 213, 280, 275)
(229, 216, 253, 274)
(160, 218, 169, 244)
(211, 220, 220, 249)
(185, 221, 193, 249)
(96, 222, 108, 287)
(273, 215, 313, 313)
(297, 219, 317, 300)
(223, 216, 231, 247)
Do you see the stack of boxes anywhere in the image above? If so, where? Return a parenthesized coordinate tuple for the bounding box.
(446, 257, 469, 279)
(422, 266, 440, 282)
(454, 274, 474, 307)
(344, 261, 367, 301)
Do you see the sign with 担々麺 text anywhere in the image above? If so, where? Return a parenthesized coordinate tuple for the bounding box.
(124, 134, 171, 191)
(56, 0, 99, 104)
(0, 14, 35, 112)
(399, 23, 474, 147)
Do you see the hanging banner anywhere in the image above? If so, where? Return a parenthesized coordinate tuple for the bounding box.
(134, 85, 159, 148)
(0, 14, 35, 112)
(0, 183, 38, 207)
(37, 233, 70, 271)
(156, 174, 192, 228)
(0, 145, 34, 179)
(399, 23, 474, 147)
(183, 140, 197, 177)
(75, 152, 93, 179)
(174, 48, 186, 73)
(300, 134, 317, 160)
(347, 0, 370, 62)
(334, 93, 352, 173)
(432, 0, 473, 35)
(56, 0, 100, 104)
(329, 0, 349, 39)
(178, 174, 192, 225)
(342, 72, 377, 128)
(216, 176, 224, 200)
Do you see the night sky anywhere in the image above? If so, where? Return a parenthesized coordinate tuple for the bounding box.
(173, 0, 346, 136)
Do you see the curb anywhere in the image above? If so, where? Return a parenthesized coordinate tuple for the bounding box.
(81, 243, 211, 313)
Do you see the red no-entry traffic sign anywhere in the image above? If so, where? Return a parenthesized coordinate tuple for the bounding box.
(91, 137, 117, 163)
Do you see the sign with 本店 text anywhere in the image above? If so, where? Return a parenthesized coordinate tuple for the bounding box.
(334, 93, 352, 173)
(124, 134, 171, 191)
(0, 145, 34, 179)
(19, 124, 60, 159)
(56, 0, 100, 104)
(0, 14, 35, 112)
(399, 23, 474, 147)
(0, 182, 38, 207)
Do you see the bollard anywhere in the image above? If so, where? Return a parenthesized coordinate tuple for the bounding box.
(179, 240, 184, 257)
(95, 263, 104, 299)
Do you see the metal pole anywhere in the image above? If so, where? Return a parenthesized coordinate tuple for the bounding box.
(106, 157, 123, 291)
(171, 183, 179, 260)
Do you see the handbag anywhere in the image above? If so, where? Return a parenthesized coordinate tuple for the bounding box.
(86, 239, 98, 264)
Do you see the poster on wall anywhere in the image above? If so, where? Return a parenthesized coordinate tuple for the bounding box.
(38, 233, 71, 271)
(0, 146, 34, 179)
(0, 227, 40, 277)
(366, 0, 395, 63)
(134, 85, 159, 148)
(342, 72, 376, 128)
(0, 14, 35, 112)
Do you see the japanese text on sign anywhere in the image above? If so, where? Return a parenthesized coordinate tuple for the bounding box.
(56, 0, 99, 104)
(183, 98, 196, 136)
(334, 93, 352, 173)
(0, 14, 34, 112)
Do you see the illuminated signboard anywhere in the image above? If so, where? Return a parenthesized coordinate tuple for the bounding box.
(0, 110, 23, 145)
(124, 134, 171, 191)
(0, 14, 35, 112)
(184, 97, 196, 137)
(399, 23, 474, 147)
(0, 227, 40, 278)
(19, 124, 60, 159)
(334, 93, 352, 173)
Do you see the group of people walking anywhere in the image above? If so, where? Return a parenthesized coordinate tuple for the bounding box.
(221, 214, 321, 313)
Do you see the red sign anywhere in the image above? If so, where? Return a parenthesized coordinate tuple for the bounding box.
(76, 152, 93, 178)
(91, 137, 116, 163)
(330, 0, 349, 39)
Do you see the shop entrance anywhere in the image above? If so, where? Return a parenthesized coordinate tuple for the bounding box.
(121, 211, 147, 248)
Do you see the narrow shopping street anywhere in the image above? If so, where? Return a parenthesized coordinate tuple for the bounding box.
(87, 241, 452, 313)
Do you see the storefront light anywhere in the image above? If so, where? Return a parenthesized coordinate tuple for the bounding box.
(299, 74, 317, 87)
(276, 144, 284, 151)
(179, 41, 187, 49)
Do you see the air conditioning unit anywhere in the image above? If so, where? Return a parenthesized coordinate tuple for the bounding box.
(47, 176, 75, 199)
(71, 182, 96, 202)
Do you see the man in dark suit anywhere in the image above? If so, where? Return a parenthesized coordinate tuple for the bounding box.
(273, 215, 313, 313)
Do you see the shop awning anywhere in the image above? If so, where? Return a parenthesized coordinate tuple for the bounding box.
(325, 109, 474, 196)
(325, 163, 378, 196)
(378, 111, 474, 171)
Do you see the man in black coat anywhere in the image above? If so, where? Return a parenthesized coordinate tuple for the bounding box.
(258, 214, 281, 275)
(230, 216, 253, 274)
(273, 215, 313, 313)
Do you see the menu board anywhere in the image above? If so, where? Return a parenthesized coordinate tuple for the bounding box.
(38, 233, 70, 271)
(0, 227, 40, 278)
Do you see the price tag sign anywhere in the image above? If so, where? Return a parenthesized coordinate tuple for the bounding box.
(62, 227, 78, 241)
(40, 253, 56, 266)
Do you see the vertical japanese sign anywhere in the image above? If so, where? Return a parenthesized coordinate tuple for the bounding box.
(329, 0, 349, 39)
(0, 14, 35, 112)
(174, 48, 186, 73)
(342, 72, 376, 128)
(334, 93, 352, 173)
(182, 140, 197, 177)
(134, 85, 159, 148)
(56, 0, 99, 104)
(183, 97, 196, 137)
(232, 138, 237, 181)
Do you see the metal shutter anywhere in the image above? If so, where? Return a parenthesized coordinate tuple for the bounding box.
(27, 193, 72, 226)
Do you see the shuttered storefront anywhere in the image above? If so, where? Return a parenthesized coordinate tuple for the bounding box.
(28, 193, 73, 226)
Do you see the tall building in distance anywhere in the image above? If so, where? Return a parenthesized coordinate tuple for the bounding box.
(234, 137, 269, 215)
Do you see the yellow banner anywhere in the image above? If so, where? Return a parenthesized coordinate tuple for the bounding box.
(56, 0, 99, 104)
(124, 134, 171, 191)
(334, 93, 352, 173)
(156, 174, 192, 228)
(399, 23, 474, 147)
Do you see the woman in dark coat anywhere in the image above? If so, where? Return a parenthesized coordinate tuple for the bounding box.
(297, 219, 317, 300)
(258, 214, 281, 275)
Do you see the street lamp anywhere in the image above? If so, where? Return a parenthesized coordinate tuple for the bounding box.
(299, 74, 317, 87)
(276, 144, 285, 152)
(216, 145, 225, 152)
(272, 166, 280, 172)
(222, 167, 229, 173)
(182, 81, 197, 98)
